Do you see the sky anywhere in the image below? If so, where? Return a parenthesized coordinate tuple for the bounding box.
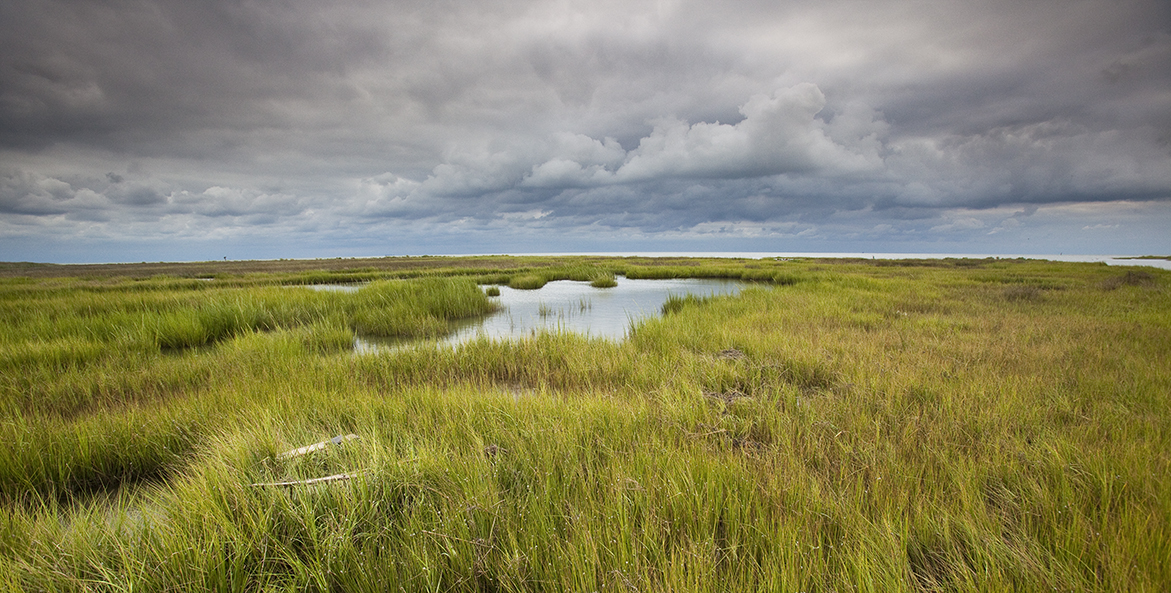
(1, 0, 1169, 263)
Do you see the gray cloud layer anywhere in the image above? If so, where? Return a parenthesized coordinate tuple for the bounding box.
(2, 0, 1169, 261)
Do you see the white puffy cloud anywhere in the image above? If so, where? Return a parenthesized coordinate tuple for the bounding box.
(413, 83, 888, 198)
(616, 84, 884, 181)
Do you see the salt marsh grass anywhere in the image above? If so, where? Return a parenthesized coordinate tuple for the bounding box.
(508, 274, 548, 290)
(0, 257, 1168, 591)
(589, 273, 618, 288)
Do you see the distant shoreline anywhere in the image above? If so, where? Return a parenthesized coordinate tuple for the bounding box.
(2, 252, 1170, 278)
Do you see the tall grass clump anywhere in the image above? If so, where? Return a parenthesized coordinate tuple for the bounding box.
(661, 293, 712, 315)
(508, 274, 547, 290)
(589, 272, 618, 288)
(349, 278, 496, 338)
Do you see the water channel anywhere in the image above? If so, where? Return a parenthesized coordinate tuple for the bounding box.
(323, 277, 747, 352)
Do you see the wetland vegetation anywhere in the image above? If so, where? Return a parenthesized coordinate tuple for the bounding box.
(0, 255, 1168, 591)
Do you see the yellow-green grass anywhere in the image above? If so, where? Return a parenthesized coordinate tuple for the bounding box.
(0, 257, 1168, 591)
(507, 274, 548, 290)
(590, 272, 619, 288)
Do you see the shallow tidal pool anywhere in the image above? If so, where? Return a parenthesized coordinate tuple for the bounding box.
(355, 276, 746, 351)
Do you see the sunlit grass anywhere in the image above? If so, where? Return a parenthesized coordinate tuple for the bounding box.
(0, 257, 1168, 590)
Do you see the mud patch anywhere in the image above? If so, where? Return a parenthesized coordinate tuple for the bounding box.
(716, 348, 747, 361)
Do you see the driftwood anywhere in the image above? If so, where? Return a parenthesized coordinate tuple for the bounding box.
(277, 434, 359, 459)
(250, 472, 364, 489)
(251, 434, 364, 489)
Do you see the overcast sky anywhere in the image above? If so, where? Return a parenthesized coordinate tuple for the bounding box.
(2, 0, 1169, 262)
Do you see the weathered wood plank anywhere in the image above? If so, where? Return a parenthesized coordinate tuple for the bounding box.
(277, 433, 359, 459)
(250, 472, 363, 488)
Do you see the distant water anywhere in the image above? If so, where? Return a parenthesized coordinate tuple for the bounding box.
(509, 252, 1171, 271)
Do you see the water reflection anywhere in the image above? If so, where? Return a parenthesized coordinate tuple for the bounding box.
(353, 277, 745, 351)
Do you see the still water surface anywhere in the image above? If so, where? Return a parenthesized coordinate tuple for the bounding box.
(352, 277, 745, 352)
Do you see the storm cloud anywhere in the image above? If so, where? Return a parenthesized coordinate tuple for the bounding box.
(1, 0, 1169, 261)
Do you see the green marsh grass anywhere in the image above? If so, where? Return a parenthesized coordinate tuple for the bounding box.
(508, 274, 548, 290)
(589, 273, 618, 288)
(1, 258, 1168, 591)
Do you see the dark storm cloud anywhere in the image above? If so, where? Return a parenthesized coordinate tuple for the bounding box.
(1, 0, 1169, 261)
(0, 0, 391, 162)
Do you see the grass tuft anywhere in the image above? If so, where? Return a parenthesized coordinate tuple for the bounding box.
(508, 274, 547, 290)
(589, 273, 618, 288)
